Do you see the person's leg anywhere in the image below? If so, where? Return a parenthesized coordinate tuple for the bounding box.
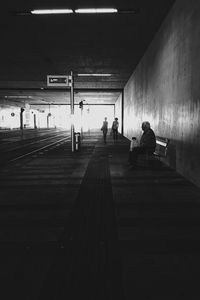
(128, 151, 133, 164)
(113, 129, 117, 140)
(131, 147, 147, 166)
(113, 130, 115, 140)
(131, 148, 138, 165)
(103, 132, 106, 143)
(116, 129, 118, 140)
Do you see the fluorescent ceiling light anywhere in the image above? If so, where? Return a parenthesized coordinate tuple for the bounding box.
(31, 9, 73, 15)
(5, 96, 32, 99)
(77, 74, 112, 77)
(75, 8, 118, 14)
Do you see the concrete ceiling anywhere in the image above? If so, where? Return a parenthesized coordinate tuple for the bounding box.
(0, 0, 175, 107)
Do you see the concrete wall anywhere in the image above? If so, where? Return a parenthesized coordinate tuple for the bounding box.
(124, 0, 200, 187)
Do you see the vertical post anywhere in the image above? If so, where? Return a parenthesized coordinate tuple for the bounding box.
(81, 105, 83, 139)
(34, 114, 37, 129)
(20, 108, 24, 130)
(70, 71, 75, 152)
(121, 89, 124, 136)
(47, 114, 49, 128)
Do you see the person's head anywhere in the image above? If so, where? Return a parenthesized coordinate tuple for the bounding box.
(115, 117, 118, 121)
(142, 121, 150, 132)
(104, 117, 107, 121)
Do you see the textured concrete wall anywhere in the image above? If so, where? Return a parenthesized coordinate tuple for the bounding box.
(124, 0, 200, 187)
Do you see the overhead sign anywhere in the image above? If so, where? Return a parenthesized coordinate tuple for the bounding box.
(47, 75, 72, 87)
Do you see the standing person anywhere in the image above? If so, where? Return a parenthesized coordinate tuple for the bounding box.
(112, 117, 119, 141)
(130, 121, 156, 167)
(101, 117, 108, 144)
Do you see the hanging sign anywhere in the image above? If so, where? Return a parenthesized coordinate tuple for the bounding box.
(47, 75, 72, 87)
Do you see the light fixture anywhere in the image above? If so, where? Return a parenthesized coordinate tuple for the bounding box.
(5, 96, 32, 99)
(16, 7, 138, 17)
(77, 74, 112, 77)
(75, 8, 118, 14)
(31, 9, 73, 15)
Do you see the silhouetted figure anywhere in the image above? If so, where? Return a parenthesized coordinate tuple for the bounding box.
(112, 117, 119, 141)
(101, 117, 108, 144)
(129, 121, 156, 167)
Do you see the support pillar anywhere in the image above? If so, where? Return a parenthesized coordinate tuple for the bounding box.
(70, 71, 75, 152)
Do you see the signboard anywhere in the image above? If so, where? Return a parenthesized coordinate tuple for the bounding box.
(47, 75, 72, 87)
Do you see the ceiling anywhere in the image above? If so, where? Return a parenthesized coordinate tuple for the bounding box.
(0, 0, 175, 107)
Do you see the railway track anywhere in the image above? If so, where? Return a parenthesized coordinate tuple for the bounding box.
(0, 129, 71, 166)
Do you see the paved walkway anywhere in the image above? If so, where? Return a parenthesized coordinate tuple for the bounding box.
(0, 130, 200, 299)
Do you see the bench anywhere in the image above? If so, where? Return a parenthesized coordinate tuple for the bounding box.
(138, 136, 170, 167)
(153, 136, 170, 160)
(145, 136, 170, 168)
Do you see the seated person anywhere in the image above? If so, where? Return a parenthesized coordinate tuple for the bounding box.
(129, 121, 156, 167)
